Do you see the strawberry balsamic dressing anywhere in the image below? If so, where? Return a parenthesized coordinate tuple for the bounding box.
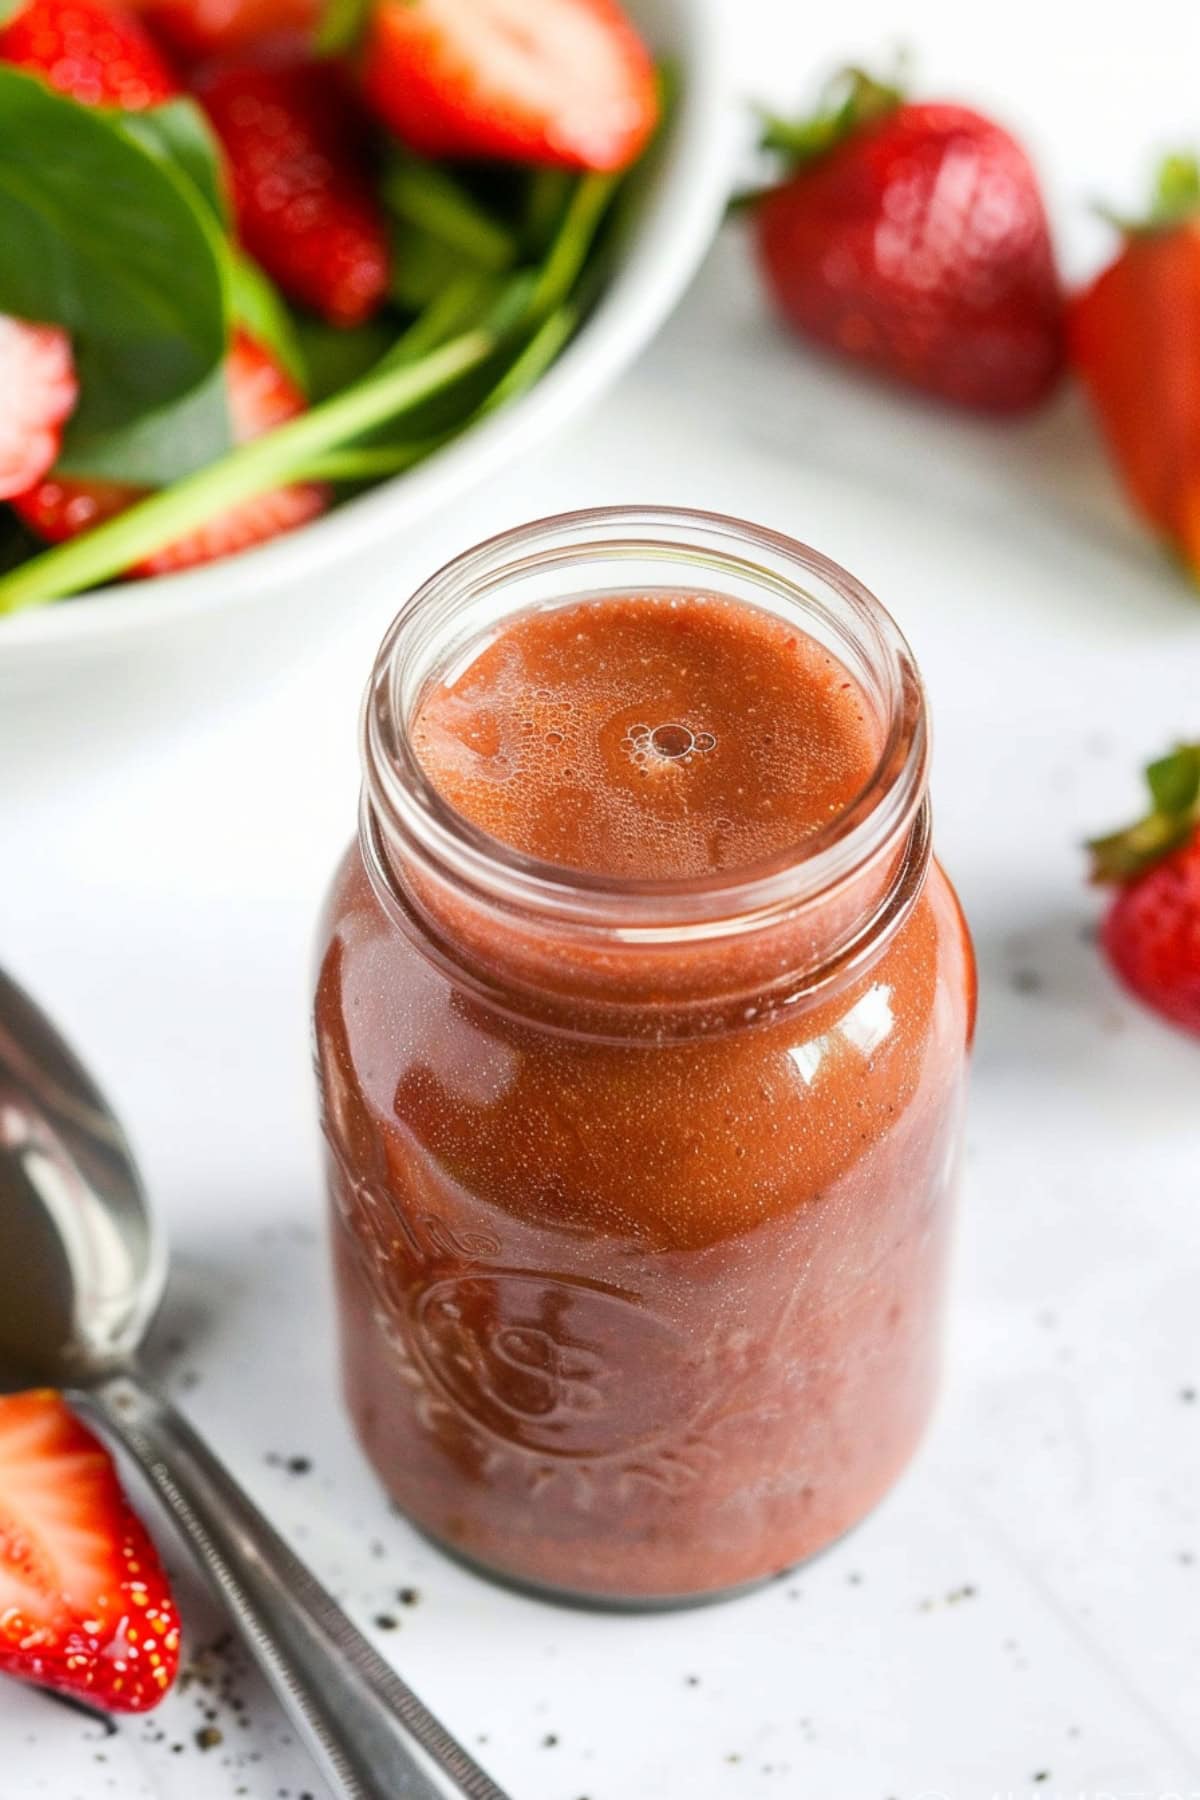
(314, 518, 975, 1604)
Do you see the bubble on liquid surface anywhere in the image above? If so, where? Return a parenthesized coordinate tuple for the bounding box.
(622, 721, 717, 767)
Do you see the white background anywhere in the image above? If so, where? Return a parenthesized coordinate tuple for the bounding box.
(4, 2, 1200, 1797)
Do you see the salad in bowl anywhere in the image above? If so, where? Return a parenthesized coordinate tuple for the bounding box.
(0, 0, 694, 616)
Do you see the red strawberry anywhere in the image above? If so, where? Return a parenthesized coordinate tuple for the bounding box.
(137, 0, 317, 61)
(1089, 742, 1200, 1036)
(0, 0, 177, 108)
(0, 317, 77, 500)
(0, 1390, 180, 1712)
(752, 69, 1065, 414)
(195, 55, 389, 326)
(14, 331, 326, 574)
(358, 0, 658, 173)
(1070, 156, 1200, 577)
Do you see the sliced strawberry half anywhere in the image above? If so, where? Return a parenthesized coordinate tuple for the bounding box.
(358, 0, 659, 173)
(13, 331, 326, 576)
(0, 0, 178, 109)
(196, 55, 390, 327)
(0, 1390, 180, 1713)
(136, 0, 318, 62)
(0, 317, 77, 501)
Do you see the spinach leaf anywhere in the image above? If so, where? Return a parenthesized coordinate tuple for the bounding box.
(122, 98, 231, 227)
(295, 315, 396, 402)
(0, 69, 228, 437)
(230, 253, 307, 390)
(56, 362, 231, 484)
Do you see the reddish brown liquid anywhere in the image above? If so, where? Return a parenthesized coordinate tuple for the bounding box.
(316, 592, 974, 1602)
(412, 592, 878, 877)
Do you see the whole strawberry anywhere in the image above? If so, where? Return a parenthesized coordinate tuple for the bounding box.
(752, 68, 1065, 414)
(1089, 742, 1200, 1036)
(195, 54, 390, 327)
(1070, 156, 1200, 579)
(0, 0, 177, 108)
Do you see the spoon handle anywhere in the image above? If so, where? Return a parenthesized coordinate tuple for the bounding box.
(78, 1372, 511, 1800)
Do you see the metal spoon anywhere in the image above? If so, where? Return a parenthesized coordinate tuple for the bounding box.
(0, 966, 511, 1800)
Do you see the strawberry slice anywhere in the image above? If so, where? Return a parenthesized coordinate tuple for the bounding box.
(358, 0, 659, 173)
(196, 55, 390, 327)
(0, 0, 178, 108)
(0, 1390, 180, 1712)
(137, 0, 318, 61)
(13, 331, 326, 575)
(0, 317, 77, 501)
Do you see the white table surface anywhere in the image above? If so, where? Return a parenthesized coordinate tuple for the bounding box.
(4, 3, 1200, 1796)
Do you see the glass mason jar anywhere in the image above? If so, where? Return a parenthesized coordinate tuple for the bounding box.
(313, 508, 975, 1608)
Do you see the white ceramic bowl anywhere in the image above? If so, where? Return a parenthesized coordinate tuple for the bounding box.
(0, 0, 734, 766)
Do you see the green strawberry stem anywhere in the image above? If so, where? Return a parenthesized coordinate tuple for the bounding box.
(1097, 150, 1200, 237)
(1088, 742, 1200, 881)
(0, 330, 495, 613)
(758, 65, 903, 167)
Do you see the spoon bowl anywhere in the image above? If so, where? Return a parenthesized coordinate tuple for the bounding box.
(0, 969, 163, 1383)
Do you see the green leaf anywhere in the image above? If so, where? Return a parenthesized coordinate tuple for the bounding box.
(230, 253, 307, 390)
(121, 98, 231, 227)
(56, 363, 232, 484)
(526, 171, 618, 317)
(522, 169, 573, 253)
(389, 223, 474, 311)
(0, 0, 25, 22)
(382, 157, 518, 271)
(1146, 744, 1200, 815)
(0, 69, 228, 436)
(295, 315, 396, 402)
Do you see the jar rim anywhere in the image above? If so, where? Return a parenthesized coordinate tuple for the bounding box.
(362, 505, 929, 938)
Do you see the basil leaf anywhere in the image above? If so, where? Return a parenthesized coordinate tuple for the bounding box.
(231, 253, 307, 391)
(122, 98, 231, 228)
(0, 69, 228, 436)
(55, 363, 232, 484)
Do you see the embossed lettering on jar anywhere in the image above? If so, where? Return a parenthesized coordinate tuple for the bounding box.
(313, 508, 976, 1606)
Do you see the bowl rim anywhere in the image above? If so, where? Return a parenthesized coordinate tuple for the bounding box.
(0, 0, 736, 653)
